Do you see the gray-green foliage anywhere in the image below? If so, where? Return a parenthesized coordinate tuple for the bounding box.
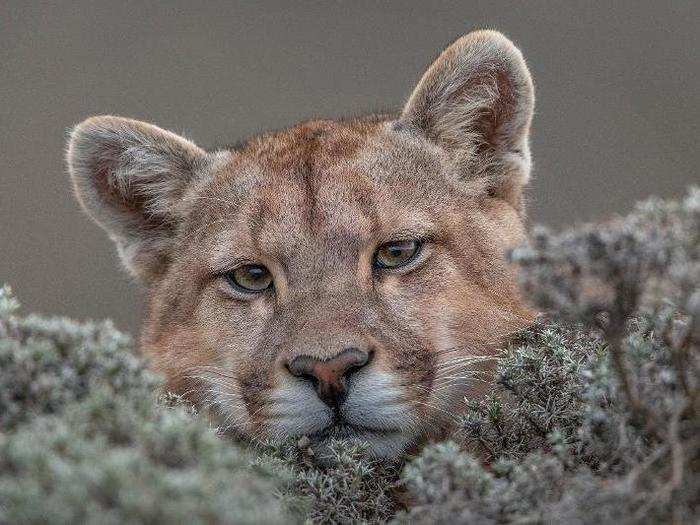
(397, 188, 699, 524)
(398, 318, 698, 524)
(0, 294, 152, 432)
(2, 188, 698, 524)
(0, 286, 297, 525)
(0, 285, 396, 525)
(264, 438, 399, 524)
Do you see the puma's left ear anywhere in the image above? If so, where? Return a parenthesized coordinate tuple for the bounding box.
(401, 30, 534, 209)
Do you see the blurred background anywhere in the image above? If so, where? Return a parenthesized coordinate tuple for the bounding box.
(2, 1, 698, 334)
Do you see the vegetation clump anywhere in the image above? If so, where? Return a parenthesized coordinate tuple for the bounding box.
(398, 188, 699, 524)
(0, 287, 298, 525)
(1, 188, 698, 524)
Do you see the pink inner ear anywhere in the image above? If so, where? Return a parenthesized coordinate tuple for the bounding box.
(398, 31, 534, 211)
(482, 68, 518, 150)
(401, 31, 533, 157)
(447, 64, 520, 154)
(89, 146, 176, 235)
(90, 148, 141, 217)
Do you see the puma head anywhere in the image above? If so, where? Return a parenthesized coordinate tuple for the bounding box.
(67, 30, 535, 459)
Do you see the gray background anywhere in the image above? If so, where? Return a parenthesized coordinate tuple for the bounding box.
(2, 1, 698, 334)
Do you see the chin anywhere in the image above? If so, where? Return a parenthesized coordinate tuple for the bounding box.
(307, 424, 415, 463)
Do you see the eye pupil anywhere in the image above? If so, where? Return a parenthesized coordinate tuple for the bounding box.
(374, 239, 421, 269)
(226, 264, 273, 293)
(248, 267, 264, 280)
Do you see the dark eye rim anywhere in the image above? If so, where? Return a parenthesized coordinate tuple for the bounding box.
(373, 239, 423, 269)
(223, 264, 274, 293)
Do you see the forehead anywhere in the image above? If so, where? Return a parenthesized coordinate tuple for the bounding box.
(185, 118, 467, 263)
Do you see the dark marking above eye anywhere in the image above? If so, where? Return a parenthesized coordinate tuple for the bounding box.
(305, 128, 326, 141)
(391, 120, 422, 137)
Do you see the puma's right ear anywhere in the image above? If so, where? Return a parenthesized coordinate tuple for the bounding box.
(401, 30, 534, 209)
(67, 116, 224, 281)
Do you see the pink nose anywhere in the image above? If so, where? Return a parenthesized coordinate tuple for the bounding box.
(287, 348, 371, 407)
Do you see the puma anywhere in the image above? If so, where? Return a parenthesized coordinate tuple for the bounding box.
(67, 30, 535, 459)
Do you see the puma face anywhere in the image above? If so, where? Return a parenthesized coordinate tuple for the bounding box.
(67, 30, 535, 459)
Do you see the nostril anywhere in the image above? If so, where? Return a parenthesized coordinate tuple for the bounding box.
(286, 363, 316, 384)
(286, 355, 313, 379)
(305, 373, 319, 388)
(286, 348, 373, 408)
(342, 347, 372, 377)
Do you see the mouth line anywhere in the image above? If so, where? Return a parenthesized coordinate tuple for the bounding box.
(311, 421, 401, 440)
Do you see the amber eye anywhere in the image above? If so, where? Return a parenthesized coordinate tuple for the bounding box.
(374, 239, 421, 269)
(225, 264, 273, 293)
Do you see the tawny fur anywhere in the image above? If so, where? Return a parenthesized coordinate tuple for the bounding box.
(67, 30, 536, 459)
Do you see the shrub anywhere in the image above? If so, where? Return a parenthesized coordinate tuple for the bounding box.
(2, 188, 698, 524)
(0, 286, 298, 525)
(397, 188, 699, 524)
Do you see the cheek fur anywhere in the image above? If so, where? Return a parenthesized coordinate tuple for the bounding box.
(143, 222, 531, 453)
(370, 254, 524, 433)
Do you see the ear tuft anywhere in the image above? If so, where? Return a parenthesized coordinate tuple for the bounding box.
(67, 116, 214, 280)
(401, 30, 534, 209)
